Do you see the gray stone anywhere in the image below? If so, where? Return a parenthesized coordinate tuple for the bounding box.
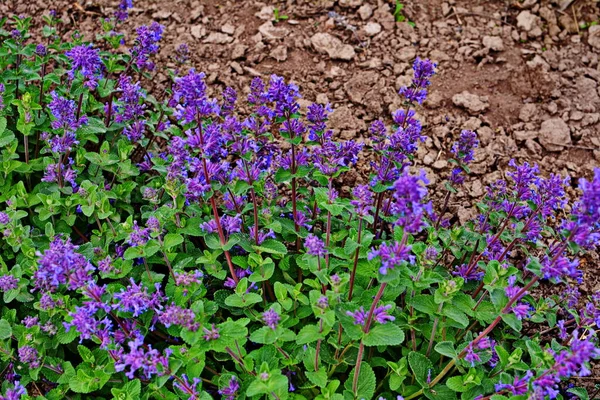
(364, 22, 382, 36)
(517, 11, 537, 32)
(519, 104, 538, 122)
(539, 118, 571, 151)
(202, 32, 233, 44)
(339, 0, 363, 7)
(255, 5, 275, 20)
(152, 10, 172, 19)
(191, 25, 205, 39)
(311, 33, 356, 61)
(329, 106, 365, 135)
(588, 25, 600, 50)
(452, 91, 489, 115)
(358, 4, 373, 20)
(258, 22, 289, 40)
(270, 45, 288, 62)
(231, 44, 248, 60)
(221, 23, 235, 35)
(482, 36, 504, 52)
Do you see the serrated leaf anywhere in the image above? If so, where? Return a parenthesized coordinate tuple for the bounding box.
(408, 351, 434, 388)
(111, 379, 141, 400)
(409, 294, 438, 315)
(249, 326, 278, 344)
(254, 239, 288, 255)
(434, 341, 457, 359)
(363, 323, 404, 347)
(344, 363, 376, 400)
(0, 319, 12, 339)
(446, 376, 472, 392)
(163, 233, 183, 250)
(306, 369, 328, 388)
(296, 324, 321, 345)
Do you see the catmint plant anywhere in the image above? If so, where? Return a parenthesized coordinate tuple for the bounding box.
(0, 14, 597, 400)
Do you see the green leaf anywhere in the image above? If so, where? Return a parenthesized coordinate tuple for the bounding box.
(434, 342, 457, 359)
(249, 326, 278, 344)
(224, 292, 262, 308)
(443, 306, 469, 329)
(163, 233, 184, 250)
(501, 313, 522, 332)
(306, 369, 328, 388)
(296, 324, 321, 345)
(424, 384, 457, 400)
(254, 239, 288, 255)
(77, 345, 95, 363)
(446, 376, 472, 392)
(408, 351, 434, 388)
(409, 294, 438, 315)
(111, 379, 141, 400)
(363, 323, 404, 347)
(69, 365, 110, 393)
(344, 363, 376, 400)
(567, 387, 589, 400)
(0, 319, 12, 339)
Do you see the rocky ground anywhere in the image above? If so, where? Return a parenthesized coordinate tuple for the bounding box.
(4, 0, 600, 355)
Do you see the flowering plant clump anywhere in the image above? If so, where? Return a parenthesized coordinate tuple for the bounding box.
(0, 11, 599, 400)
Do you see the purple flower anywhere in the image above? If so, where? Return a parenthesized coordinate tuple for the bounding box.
(452, 264, 484, 282)
(18, 346, 41, 369)
(266, 74, 301, 117)
(451, 130, 478, 164)
(306, 103, 332, 141)
(369, 120, 388, 152)
(221, 87, 237, 117)
(22, 316, 39, 328)
(35, 44, 47, 56)
(159, 304, 198, 331)
(495, 371, 533, 395)
(351, 184, 373, 218)
(65, 45, 103, 89)
(113, 278, 163, 316)
(131, 22, 164, 71)
(219, 376, 240, 400)
(1, 381, 26, 400)
(390, 168, 432, 234)
(316, 296, 329, 310)
(113, 337, 171, 379)
(262, 308, 280, 330)
(373, 304, 395, 324)
(127, 220, 151, 247)
(34, 236, 94, 292)
(173, 374, 201, 399)
(305, 234, 326, 257)
(368, 241, 413, 275)
(0, 275, 18, 291)
(511, 303, 531, 320)
(464, 344, 481, 367)
(202, 324, 220, 341)
(347, 307, 367, 326)
(114, 0, 133, 21)
(398, 57, 437, 104)
(174, 43, 190, 65)
(48, 91, 88, 133)
(540, 254, 581, 282)
(115, 75, 146, 124)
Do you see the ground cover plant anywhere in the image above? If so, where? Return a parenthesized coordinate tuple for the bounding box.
(0, 7, 599, 400)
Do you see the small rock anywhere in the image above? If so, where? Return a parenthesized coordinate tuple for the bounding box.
(311, 32, 356, 61)
(517, 11, 537, 32)
(588, 25, 600, 50)
(364, 22, 382, 36)
(231, 44, 248, 60)
(191, 25, 205, 39)
(230, 61, 243, 75)
(477, 126, 494, 146)
(255, 5, 275, 20)
(329, 106, 365, 135)
(539, 118, 572, 151)
(358, 4, 373, 20)
(452, 91, 489, 115)
(482, 36, 504, 52)
(203, 32, 233, 44)
(152, 10, 172, 19)
(339, 0, 363, 7)
(432, 160, 448, 170)
(519, 104, 538, 122)
(221, 23, 235, 35)
(316, 93, 329, 104)
(258, 22, 289, 40)
(190, 5, 204, 21)
(558, 14, 579, 34)
(270, 45, 288, 62)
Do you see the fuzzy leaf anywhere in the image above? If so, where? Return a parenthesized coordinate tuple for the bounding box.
(344, 363, 376, 400)
(408, 351, 434, 388)
(363, 323, 404, 347)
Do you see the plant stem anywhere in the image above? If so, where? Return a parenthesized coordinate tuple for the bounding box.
(426, 303, 444, 357)
(352, 282, 388, 394)
(348, 218, 363, 301)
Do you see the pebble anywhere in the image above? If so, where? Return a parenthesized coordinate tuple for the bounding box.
(310, 33, 356, 61)
(452, 91, 489, 115)
(539, 118, 572, 151)
(364, 22, 382, 37)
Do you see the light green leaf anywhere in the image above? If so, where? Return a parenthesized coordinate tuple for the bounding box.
(0, 319, 12, 339)
(363, 323, 404, 347)
(408, 351, 434, 388)
(344, 363, 376, 400)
